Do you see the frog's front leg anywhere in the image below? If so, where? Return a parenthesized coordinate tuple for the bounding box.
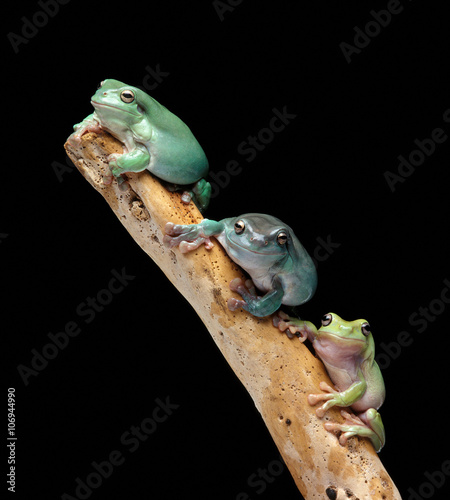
(71, 113, 103, 142)
(227, 277, 284, 318)
(108, 144, 150, 178)
(308, 379, 366, 418)
(163, 219, 224, 253)
(324, 408, 385, 452)
(272, 311, 317, 341)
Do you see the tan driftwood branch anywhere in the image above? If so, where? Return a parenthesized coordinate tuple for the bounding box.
(65, 131, 402, 500)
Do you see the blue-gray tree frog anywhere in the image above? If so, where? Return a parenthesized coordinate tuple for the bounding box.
(164, 213, 317, 317)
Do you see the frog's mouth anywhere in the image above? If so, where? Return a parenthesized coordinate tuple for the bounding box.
(225, 237, 284, 256)
(91, 100, 141, 117)
(318, 331, 365, 346)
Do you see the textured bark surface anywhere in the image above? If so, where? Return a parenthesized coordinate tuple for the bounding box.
(65, 131, 402, 500)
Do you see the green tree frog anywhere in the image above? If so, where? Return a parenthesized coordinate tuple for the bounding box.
(273, 311, 386, 452)
(164, 213, 317, 317)
(72, 79, 211, 211)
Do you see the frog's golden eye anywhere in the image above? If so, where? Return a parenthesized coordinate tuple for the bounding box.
(277, 232, 288, 246)
(321, 313, 332, 326)
(234, 220, 245, 234)
(120, 90, 135, 103)
(361, 323, 371, 336)
(98, 80, 105, 88)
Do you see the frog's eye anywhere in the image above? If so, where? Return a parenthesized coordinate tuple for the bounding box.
(120, 90, 135, 103)
(277, 232, 288, 246)
(98, 80, 105, 88)
(234, 220, 245, 234)
(361, 323, 371, 336)
(321, 313, 332, 326)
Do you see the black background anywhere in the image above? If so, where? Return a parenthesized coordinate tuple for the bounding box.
(4, 1, 450, 499)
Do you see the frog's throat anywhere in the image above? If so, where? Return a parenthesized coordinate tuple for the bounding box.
(91, 101, 141, 117)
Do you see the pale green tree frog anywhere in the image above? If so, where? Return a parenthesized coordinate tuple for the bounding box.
(164, 213, 317, 317)
(72, 79, 211, 211)
(274, 311, 385, 452)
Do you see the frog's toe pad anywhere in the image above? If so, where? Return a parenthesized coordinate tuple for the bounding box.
(71, 123, 103, 142)
(178, 237, 212, 253)
(227, 297, 247, 311)
(179, 241, 197, 253)
(118, 176, 129, 191)
(107, 153, 121, 162)
(103, 174, 114, 186)
(308, 394, 322, 406)
(244, 279, 257, 295)
(324, 421, 354, 445)
(181, 191, 192, 204)
(229, 278, 245, 292)
(273, 310, 290, 329)
(340, 410, 365, 427)
(203, 238, 214, 250)
(164, 222, 178, 237)
(319, 381, 337, 393)
(273, 312, 309, 341)
(229, 278, 258, 298)
(324, 421, 360, 447)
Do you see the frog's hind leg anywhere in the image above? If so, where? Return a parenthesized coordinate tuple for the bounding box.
(164, 179, 211, 213)
(324, 409, 385, 452)
(182, 179, 211, 213)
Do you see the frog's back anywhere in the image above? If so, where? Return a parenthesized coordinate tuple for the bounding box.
(137, 90, 209, 184)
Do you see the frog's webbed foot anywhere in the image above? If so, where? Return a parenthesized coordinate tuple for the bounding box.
(227, 278, 284, 318)
(324, 409, 385, 452)
(308, 381, 341, 418)
(272, 311, 309, 342)
(107, 153, 123, 175)
(163, 222, 214, 253)
(107, 146, 150, 181)
(101, 153, 128, 190)
(72, 123, 103, 142)
(71, 115, 103, 143)
(227, 278, 259, 312)
(229, 277, 257, 295)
